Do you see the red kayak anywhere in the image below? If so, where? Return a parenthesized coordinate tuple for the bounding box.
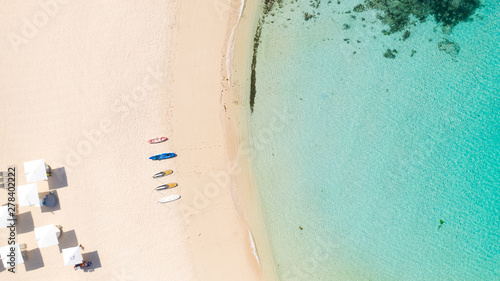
(148, 137, 168, 144)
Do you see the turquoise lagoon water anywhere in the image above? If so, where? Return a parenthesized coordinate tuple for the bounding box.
(248, 1, 500, 280)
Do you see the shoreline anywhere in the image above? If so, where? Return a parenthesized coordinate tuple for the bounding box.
(170, 0, 267, 279)
(223, 0, 280, 280)
(222, 1, 500, 280)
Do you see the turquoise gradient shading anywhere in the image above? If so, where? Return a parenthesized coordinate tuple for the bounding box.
(249, 1, 500, 280)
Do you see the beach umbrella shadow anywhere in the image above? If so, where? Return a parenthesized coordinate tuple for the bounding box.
(16, 211, 35, 234)
(82, 251, 102, 272)
(57, 229, 79, 253)
(48, 167, 68, 190)
(24, 248, 44, 272)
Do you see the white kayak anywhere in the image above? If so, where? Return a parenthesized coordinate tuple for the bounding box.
(158, 194, 181, 203)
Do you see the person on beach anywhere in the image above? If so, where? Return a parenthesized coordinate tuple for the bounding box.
(74, 261, 92, 270)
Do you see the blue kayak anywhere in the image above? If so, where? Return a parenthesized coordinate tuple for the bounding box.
(149, 153, 177, 160)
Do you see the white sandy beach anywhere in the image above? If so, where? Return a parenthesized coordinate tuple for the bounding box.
(0, 0, 263, 280)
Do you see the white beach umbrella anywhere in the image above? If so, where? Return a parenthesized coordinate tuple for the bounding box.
(17, 183, 40, 207)
(62, 246, 82, 266)
(0, 244, 24, 268)
(24, 159, 48, 182)
(34, 224, 59, 248)
(0, 206, 14, 228)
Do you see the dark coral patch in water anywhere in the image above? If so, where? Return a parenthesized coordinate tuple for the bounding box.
(361, 0, 480, 33)
(263, 0, 284, 13)
(427, 0, 480, 27)
(438, 39, 460, 56)
(383, 49, 398, 59)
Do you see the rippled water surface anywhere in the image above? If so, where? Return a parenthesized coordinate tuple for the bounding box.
(249, 1, 500, 279)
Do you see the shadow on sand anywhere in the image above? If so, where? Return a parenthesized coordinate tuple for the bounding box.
(58, 229, 79, 252)
(48, 167, 68, 190)
(82, 251, 102, 272)
(16, 211, 35, 234)
(25, 248, 44, 271)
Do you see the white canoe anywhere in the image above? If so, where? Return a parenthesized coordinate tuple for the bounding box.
(158, 195, 181, 203)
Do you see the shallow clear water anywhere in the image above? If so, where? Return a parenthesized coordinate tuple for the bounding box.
(249, 1, 500, 280)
